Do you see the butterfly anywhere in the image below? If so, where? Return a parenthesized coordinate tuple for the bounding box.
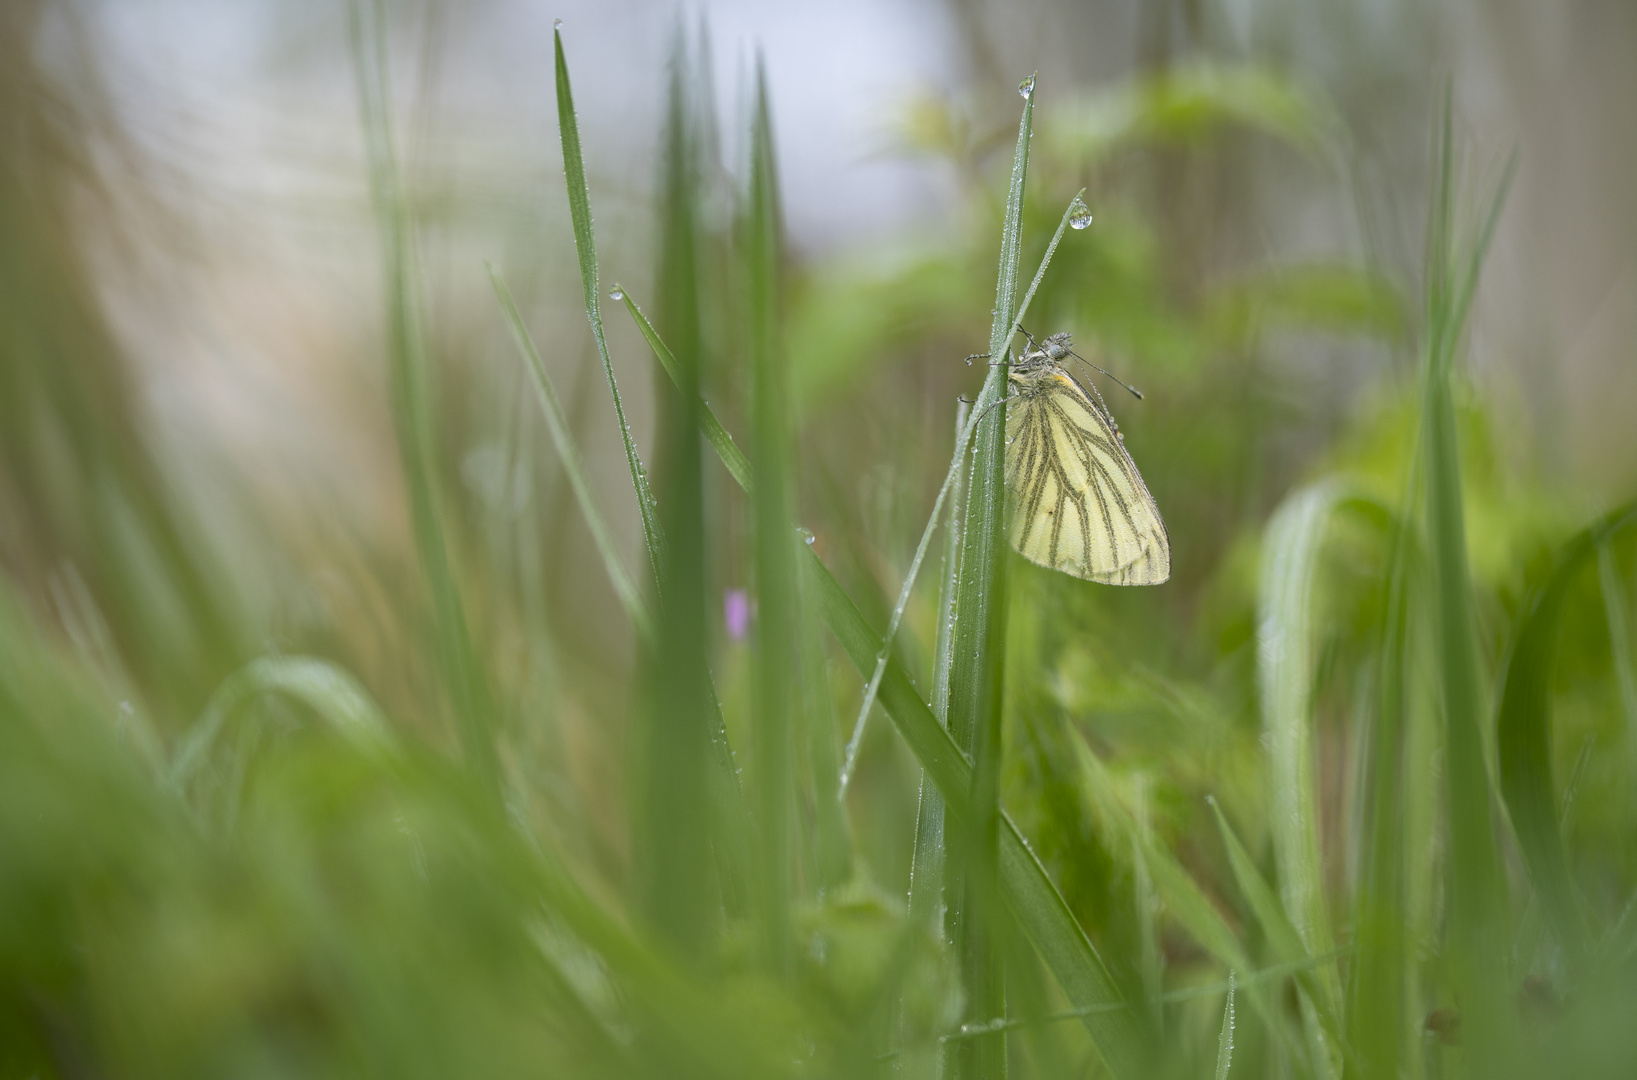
(1000, 331, 1169, 585)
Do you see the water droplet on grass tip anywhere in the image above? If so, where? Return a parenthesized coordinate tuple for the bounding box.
(609, 286, 624, 300)
(1018, 74, 1036, 99)
(553, 18, 562, 29)
(1069, 195, 1093, 230)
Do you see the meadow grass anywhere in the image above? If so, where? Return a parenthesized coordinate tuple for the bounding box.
(3, 8, 1637, 1080)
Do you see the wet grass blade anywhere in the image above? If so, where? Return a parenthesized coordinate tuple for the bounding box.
(350, 0, 497, 788)
(488, 266, 652, 638)
(624, 156, 1144, 1077)
(908, 400, 971, 930)
(808, 553, 1145, 1079)
(1214, 971, 1237, 1080)
(838, 191, 1086, 797)
(943, 75, 1036, 1080)
(616, 290, 752, 493)
(553, 26, 665, 593)
(1496, 502, 1637, 973)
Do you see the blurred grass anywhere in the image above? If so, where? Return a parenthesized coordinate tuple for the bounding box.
(2, 5, 1637, 1080)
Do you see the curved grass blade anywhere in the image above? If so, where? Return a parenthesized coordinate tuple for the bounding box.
(488, 266, 652, 638)
(1597, 539, 1637, 749)
(1256, 477, 1352, 1069)
(171, 655, 395, 788)
(1496, 501, 1637, 974)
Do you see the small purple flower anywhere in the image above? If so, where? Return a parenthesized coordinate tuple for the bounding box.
(724, 589, 750, 641)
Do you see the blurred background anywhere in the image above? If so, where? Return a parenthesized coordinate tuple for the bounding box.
(3, 0, 1636, 1075)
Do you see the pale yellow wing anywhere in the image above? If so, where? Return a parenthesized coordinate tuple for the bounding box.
(1003, 371, 1170, 585)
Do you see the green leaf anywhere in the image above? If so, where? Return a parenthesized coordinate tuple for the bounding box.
(943, 74, 1035, 1080)
(1497, 502, 1637, 974)
(488, 266, 652, 638)
(552, 24, 665, 594)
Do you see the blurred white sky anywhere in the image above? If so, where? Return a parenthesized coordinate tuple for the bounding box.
(86, 0, 968, 252)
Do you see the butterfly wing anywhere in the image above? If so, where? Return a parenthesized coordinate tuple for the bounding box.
(1004, 370, 1170, 584)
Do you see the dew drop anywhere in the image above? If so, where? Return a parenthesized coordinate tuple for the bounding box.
(609, 285, 625, 301)
(1018, 73, 1036, 100)
(798, 527, 816, 545)
(1068, 195, 1093, 230)
(553, 18, 563, 29)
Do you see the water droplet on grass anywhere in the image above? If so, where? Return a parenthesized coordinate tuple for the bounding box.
(609, 285, 624, 300)
(1069, 195, 1093, 230)
(553, 18, 563, 29)
(1018, 74, 1036, 99)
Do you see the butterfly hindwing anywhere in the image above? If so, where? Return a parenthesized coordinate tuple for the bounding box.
(1004, 370, 1170, 584)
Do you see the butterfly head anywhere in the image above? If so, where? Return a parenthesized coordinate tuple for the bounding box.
(1040, 332, 1074, 360)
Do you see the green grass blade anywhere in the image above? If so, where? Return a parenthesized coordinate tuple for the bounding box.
(634, 33, 722, 956)
(1419, 94, 1510, 1027)
(746, 61, 796, 974)
(171, 655, 394, 788)
(488, 266, 652, 638)
(625, 173, 1143, 1075)
(807, 548, 1146, 1079)
(349, 0, 497, 788)
(1213, 971, 1236, 1080)
(1597, 540, 1637, 747)
(944, 76, 1035, 1080)
(1207, 796, 1350, 1071)
(616, 289, 752, 493)
(553, 26, 665, 594)
(1497, 502, 1637, 973)
(909, 399, 972, 929)
(1256, 477, 1349, 1072)
(1346, 497, 1420, 1080)
(838, 192, 1086, 797)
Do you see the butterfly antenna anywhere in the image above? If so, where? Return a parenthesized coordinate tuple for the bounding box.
(1068, 350, 1144, 400)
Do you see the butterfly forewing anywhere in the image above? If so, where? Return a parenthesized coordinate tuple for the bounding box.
(1004, 369, 1170, 584)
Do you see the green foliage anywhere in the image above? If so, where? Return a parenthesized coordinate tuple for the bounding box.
(4, 9, 1637, 1080)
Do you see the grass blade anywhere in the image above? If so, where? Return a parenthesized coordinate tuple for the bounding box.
(488, 266, 651, 638)
(616, 290, 752, 493)
(635, 32, 720, 955)
(1597, 540, 1637, 747)
(807, 550, 1146, 1079)
(553, 26, 665, 594)
(1213, 971, 1236, 1080)
(943, 74, 1036, 1080)
(625, 173, 1145, 1077)
(1419, 94, 1512, 1035)
(746, 61, 796, 973)
(838, 191, 1087, 797)
(1257, 478, 1349, 1075)
(350, 0, 497, 788)
(1496, 502, 1637, 973)
(1207, 796, 1350, 1071)
(1346, 495, 1421, 1080)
